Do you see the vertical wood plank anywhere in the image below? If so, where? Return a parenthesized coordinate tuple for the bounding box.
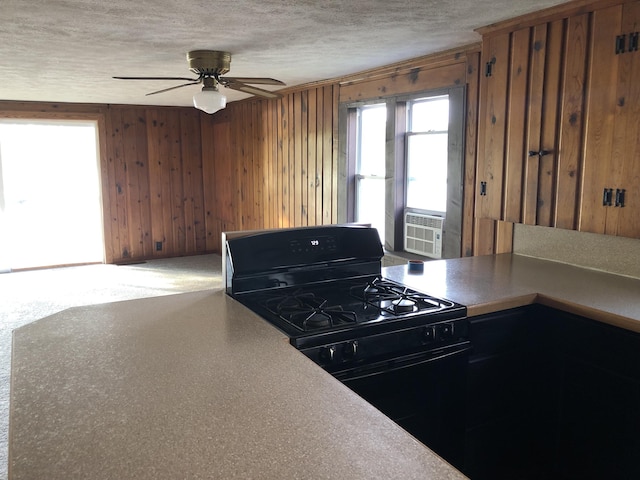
(473, 218, 496, 255)
(281, 96, 291, 227)
(495, 221, 514, 253)
(104, 107, 128, 260)
(555, 13, 588, 230)
(166, 111, 185, 253)
(121, 108, 145, 258)
(288, 94, 296, 227)
(323, 86, 334, 224)
(476, 33, 510, 220)
(536, 19, 563, 227)
(316, 89, 325, 225)
(523, 23, 547, 225)
(180, 110, 205, 253)
(579, 5, 621, 233)
(293, 92, 303, 226)
(147, 109, 173, 255)
(307, 88, 318, 226)
(503, 27, 532, 223)
(300, 90, 309, 226)
(201, 113, 218, 252)
(463, 53, 480, 257)
(331, 84, 339, 223)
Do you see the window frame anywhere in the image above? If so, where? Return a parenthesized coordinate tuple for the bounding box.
(338, 86, 466, 257)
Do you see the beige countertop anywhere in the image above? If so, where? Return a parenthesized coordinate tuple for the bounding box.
(384, 253, 640, 332)
(9, 290, 466, 480)
(10, 253, 640, 479)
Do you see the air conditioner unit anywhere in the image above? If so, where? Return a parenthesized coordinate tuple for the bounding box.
(404, 212, 444, 259)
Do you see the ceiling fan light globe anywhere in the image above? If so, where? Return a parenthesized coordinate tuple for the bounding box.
(193, 89, 227, 114)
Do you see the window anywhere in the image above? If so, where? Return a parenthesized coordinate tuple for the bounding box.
(354, 104, 386, 241)
(341, 86, 465, 258)
(406, 95, 449, 214)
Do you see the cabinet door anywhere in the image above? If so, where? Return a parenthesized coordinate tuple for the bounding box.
(580, 2, 640, 237)
(509, 21, 564, 226)
(554, 309, 640, 479)
(477, 19, 584, 227)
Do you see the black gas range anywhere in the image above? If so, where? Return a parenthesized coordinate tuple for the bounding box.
(225, 225, 469, 377)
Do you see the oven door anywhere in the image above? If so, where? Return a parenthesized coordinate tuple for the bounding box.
(333, 342, 470, 470)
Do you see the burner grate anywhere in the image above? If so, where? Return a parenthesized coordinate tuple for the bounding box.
(262, 290, 358, 331)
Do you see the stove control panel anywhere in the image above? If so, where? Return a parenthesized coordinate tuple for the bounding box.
(289, 235, 337, 254)
(301, 319, 469, 370)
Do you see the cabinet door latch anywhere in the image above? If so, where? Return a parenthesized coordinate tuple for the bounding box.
(603, 188, 613, 206)
(528, 149, 551, 157)
(480, 181, 487, 196)
(615, 188, 626, 207)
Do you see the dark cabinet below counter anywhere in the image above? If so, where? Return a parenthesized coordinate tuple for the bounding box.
(462, 305, 640, 480)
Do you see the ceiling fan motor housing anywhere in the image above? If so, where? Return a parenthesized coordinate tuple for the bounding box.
(187, 50, 231, 76)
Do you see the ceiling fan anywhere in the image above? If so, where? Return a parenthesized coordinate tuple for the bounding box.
(113, 50, 285, 114)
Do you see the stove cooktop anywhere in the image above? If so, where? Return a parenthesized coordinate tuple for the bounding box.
(233, 276, 466, 347)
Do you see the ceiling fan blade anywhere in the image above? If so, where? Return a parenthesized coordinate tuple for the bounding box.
(220, 76, 285, 86)
(145, 81, 201, 96)
(223, 82, 282, 99)
(113, 76, 200, 82)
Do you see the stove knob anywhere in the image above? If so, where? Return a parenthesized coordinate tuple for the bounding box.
(422, 326, 436, 343)
(439, 323, 454, 339)
(319, 345, 336, 363)
(342, 341, 358, 360)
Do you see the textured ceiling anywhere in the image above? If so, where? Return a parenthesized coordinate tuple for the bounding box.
(1, 0, 570, 108)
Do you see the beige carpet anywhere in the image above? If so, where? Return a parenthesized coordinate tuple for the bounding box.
(0, 254, 223, 480)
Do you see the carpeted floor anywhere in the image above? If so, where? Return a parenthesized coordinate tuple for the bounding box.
(0, 254, 223, 480)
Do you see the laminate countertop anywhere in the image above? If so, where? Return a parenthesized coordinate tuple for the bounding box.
(9, 291, 466, 480)
(9, 253, 640, 479)
(384, 253, 640, 332)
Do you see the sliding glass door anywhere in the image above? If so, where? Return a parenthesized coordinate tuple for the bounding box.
(0, 120, 103, 270)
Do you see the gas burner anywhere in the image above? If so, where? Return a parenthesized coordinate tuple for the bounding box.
(287, 303, 358, 331)
(391, 297, 417, 314)
(352, 277, 452, 315)
(264, 290, 322, 314)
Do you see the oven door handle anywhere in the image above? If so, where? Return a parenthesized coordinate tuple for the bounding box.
(333, 342, 471, 382)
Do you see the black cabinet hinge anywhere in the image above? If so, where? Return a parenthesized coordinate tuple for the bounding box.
(615, 188, 626, 207)
(484, 57, 497, 77)
(616, 34, 627, 54)
(630, 32, 639, 52)
(603, 188, 613, 206)
(480, 181, 487, 196)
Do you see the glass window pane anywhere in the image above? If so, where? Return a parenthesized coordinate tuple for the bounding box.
(411, 97, 449, 132)
(406, 133, 447, 213)
(356, 177, 385, 242)
(357, 105, 386, 176)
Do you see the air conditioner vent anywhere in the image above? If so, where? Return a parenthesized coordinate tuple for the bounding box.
(404, 212, 444, 259)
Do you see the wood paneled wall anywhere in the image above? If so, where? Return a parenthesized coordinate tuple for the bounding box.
(1, 46, 488, 264)
(203, 85, 339, 253)
(0, 101, 210, 264)
(103, 106, 208, 262)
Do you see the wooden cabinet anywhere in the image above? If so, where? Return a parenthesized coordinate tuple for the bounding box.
(475, 0, 640, 238)
(580, 1, 640, 237)
(476, 15, 588, 228)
